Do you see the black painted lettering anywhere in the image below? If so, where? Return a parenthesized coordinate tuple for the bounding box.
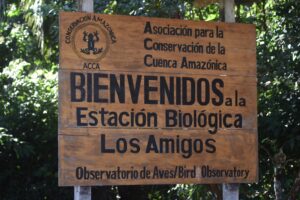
(94, 73, 108, 103)
(129, 138, 140, 153)
(110, 74, 125, 103)
(127, 75, 142, 104)
(160, 76, 174, 104)
(76, 107, 88, 126)
(88, 111, 98, 126)
(205, 138, 216, 153)
(144, 76, 158, 104)
(146, 135, 159, 153)
(100, 134, 115, 153)
(144, 21, 152, 34)
(116, 138, 127, 153)
(212, 78, 224, 106)
(71, 72, 85, 102)
(197, 78, 210, 105)
(182, 77, 195, 105)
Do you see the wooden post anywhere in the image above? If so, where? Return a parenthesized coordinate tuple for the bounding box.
(74, 0, 93, 199)
(78, 0, 94, 13)
(222, 0, 239, 199)
(74, 186, 91, 200)
(224, 0, 235, 22)
(223, 183, 239, 200)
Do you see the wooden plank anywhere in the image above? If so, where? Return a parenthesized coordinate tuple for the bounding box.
(59, 12, 256, 76)
(58, 70, 257, 133)
(59, 130, 258, 186)
(58, 11, 258, 186)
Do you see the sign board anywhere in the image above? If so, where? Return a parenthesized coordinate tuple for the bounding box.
(58, 11, 257, 186)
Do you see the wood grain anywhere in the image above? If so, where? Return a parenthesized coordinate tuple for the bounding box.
(59, 12, 256, 76)
(58, 11, 258, 186)
(59, 130, 258, 186)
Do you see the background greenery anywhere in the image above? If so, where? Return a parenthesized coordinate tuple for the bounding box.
(0, 0, 299, 199)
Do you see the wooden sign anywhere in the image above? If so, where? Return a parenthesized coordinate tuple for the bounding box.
(58, 11, 257, 186)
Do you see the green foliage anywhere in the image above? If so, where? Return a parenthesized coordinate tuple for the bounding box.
(238, 0, 300, 199)
(0, 59, 66, 199)
(0, 0, 299, 199)
(96, 0, 219, 21)
(98, 0, 185, 18)
(0, 1, 72, 199)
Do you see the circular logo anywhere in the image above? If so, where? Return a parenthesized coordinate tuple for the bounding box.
(71, 22, 110, 62)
